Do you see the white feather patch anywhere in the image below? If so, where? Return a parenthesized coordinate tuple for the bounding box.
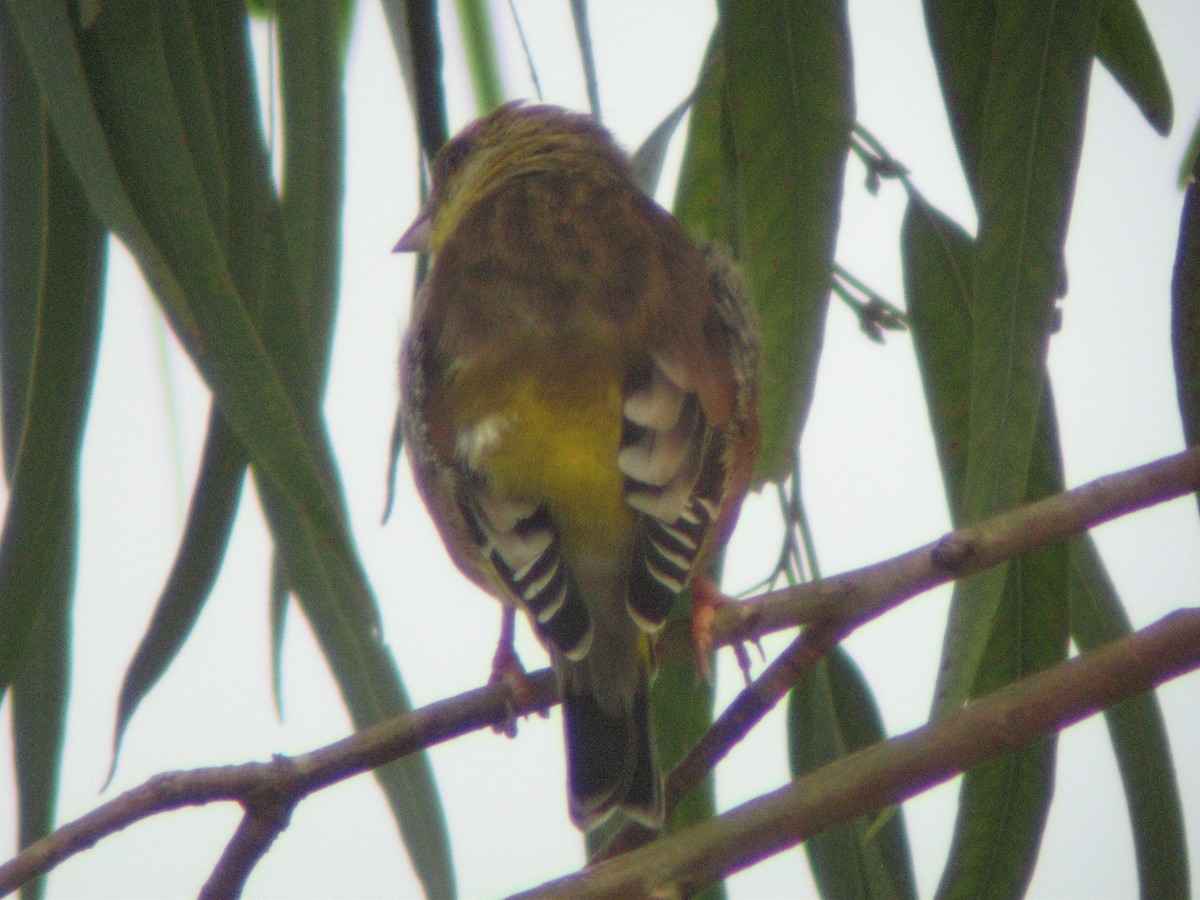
(455, 414, 509, 468)
(618, 427, 690, 486)
(488, 525, 552, 576)
(625, 477, 693, 521)
(476, 489, 537, 532)
(624, 366, 685, 429)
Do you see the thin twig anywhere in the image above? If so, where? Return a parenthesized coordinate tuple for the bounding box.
(198, 785, 295, 900)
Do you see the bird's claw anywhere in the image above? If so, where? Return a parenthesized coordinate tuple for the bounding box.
(690, 575, 758, 685)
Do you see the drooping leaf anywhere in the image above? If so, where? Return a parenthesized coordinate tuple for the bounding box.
(1094, 0, 1173, 136)
(12, 543, 74, 900)
(0, 0, 40, 371)
(569, 0, 601, 118)
(902, 195, 1070, 897)
(7, 3, 454, 892)
(789, 648, 917, 900)
(682, 0, 853, 483)
(631, 89, 696, 197)
(1172, 143, 1200, 523)
(455, 0, 504, 113)
(279, 0, 352, 350)
(674, 42, 736, 251)
(897, 199, 973, 508)
(7, 0, 339, 544)
(936, 537, 1067, 900)
(921, 0, 994, 203)
(933, 400, 1069, 898)
(254, 4, 455, 890)
(0, 14, 107, 888)
(0, 88, 106, 711)
(927, 0, 1098, 716)
(380, 0, 447, 161)
(1069, 536, 1189, 897)
(0, 8, 45, 474)
(110, 409, 247, 777)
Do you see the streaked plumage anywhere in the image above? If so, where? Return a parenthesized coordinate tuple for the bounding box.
(396, 102, 760, 829)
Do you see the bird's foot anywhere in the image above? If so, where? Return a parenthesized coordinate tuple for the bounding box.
(691, 575, 762, 686)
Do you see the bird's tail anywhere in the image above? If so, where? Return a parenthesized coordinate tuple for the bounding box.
(562, 675, 663, 831)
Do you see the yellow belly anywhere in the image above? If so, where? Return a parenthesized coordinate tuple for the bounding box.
(450, 357, 634, 556)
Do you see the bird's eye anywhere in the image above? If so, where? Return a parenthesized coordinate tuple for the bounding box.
(438, 138, 473, 180)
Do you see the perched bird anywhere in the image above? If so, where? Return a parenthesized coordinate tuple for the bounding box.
(395, 102, 760, 830)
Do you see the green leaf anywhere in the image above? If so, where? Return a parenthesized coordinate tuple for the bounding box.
(933, 0, 1099, 716)
(936, 537, 1067, 900)
(247, 5, 455, 891)
(1094, 0, 1173, 136)
(0, 107, 106, 702)
(896, 199, 973, 513)
(269, 553, 290, 719)
(921, 0, 994, 202)
(8, 3, 454, 892)
(110, 409, 247, 777)
(1179, 116, 1200, 189)
(255, 482, 455, 897)
(1172, 147, 1200, 523)
(1069, 537, 1189, 897)
(789, 648, 917, 900)
(935, 396, 1069, 898)
(674, 42, 736, 251)
(688, 0, 853, 483)
(6, 0, 339, 540)
(455, 0, 504, 113)
(380, 0, 448, 160)
(631, 89, 695, 197)
(280, 0, 352, 353)
(569, 0, 601, 118)
(12, 542, 73, 900)
(0, 7, 44, 475)
(0, 39, 106, 898)
(903, 195, 1070, 897)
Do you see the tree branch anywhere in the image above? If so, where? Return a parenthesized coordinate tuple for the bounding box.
(1, 446, 1196, 895)
(513, 608, 1200, 898)
(720, 445, 1200, 645)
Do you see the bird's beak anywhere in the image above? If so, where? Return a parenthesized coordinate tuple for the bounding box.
(394, 207, 433, 253)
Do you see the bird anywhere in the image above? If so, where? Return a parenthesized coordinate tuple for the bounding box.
(395, 101, 760, 830)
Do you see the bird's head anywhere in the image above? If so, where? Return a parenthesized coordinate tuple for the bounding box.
(395, 102, 630, 254)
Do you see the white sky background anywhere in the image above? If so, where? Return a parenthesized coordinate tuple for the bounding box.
(3, 0, 1200, 896)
